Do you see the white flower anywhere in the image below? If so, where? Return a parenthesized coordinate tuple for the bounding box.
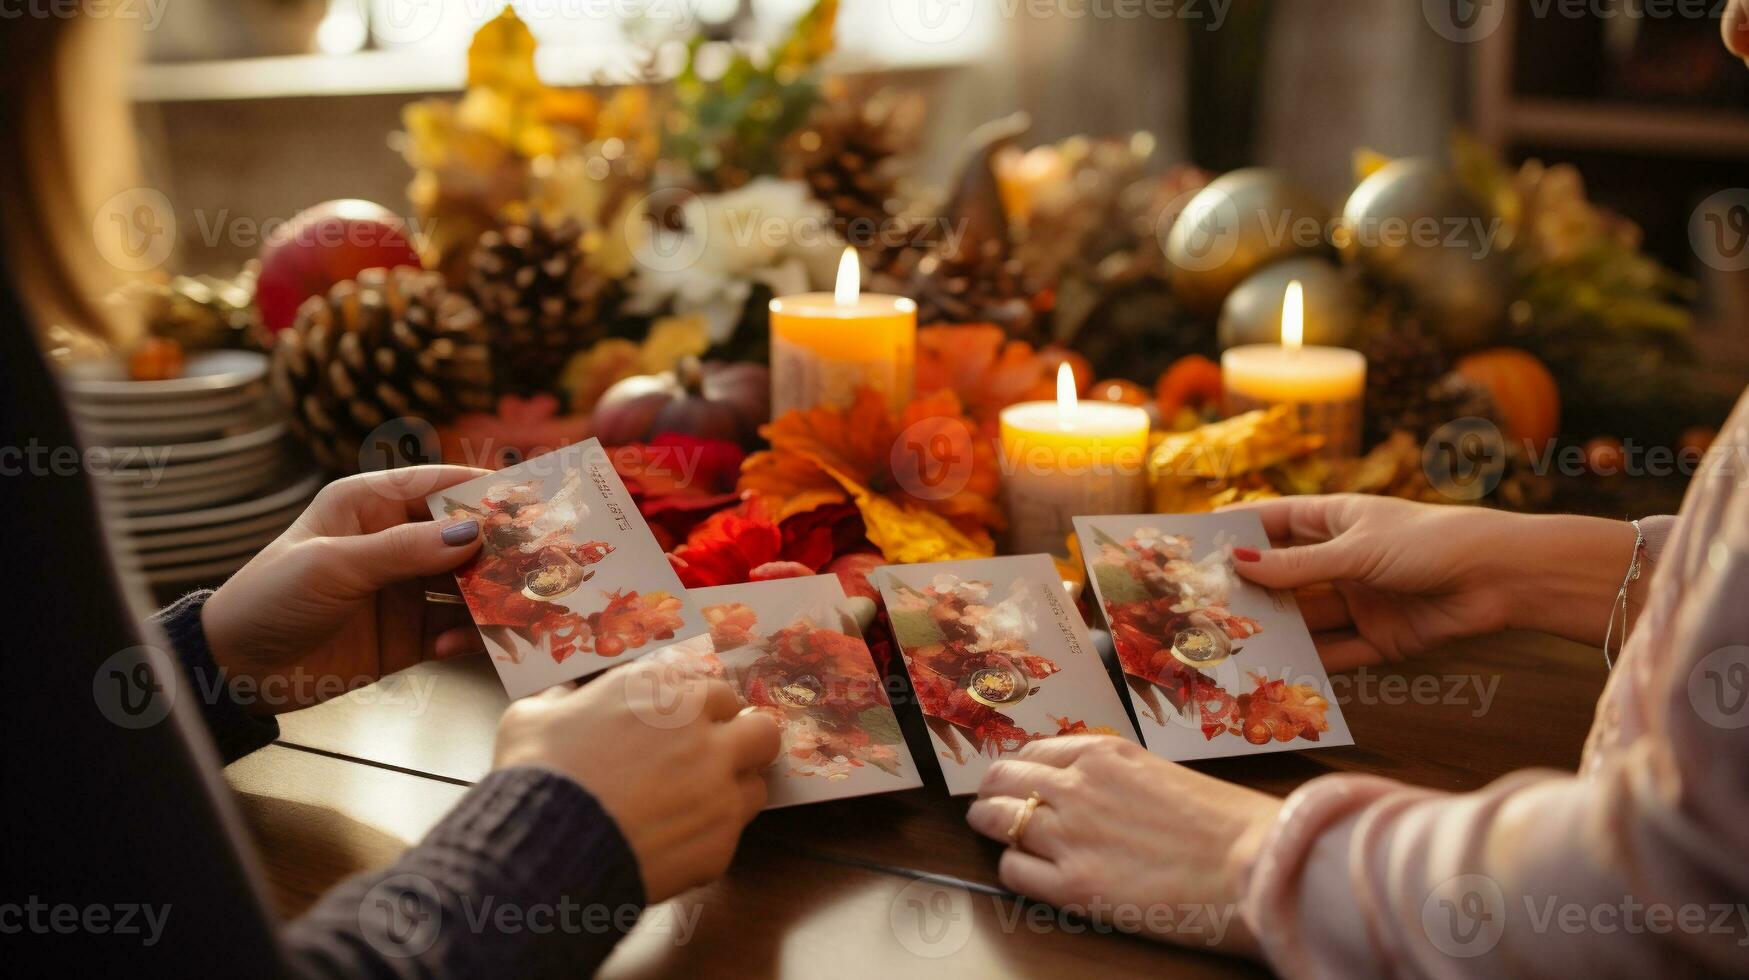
(627, 177, 843, 342)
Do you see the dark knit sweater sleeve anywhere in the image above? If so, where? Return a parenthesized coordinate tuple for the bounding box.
(282, 767, 647, 978)
(150, 589, 280, 763)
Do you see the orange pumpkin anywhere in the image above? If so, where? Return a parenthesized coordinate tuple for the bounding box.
(1089, 379, 1152, 407)
(1155, 354, 1224, 419)
(1454, 348, 1560, 453)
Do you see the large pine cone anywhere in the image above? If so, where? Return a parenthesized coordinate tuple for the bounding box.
(271, 267, 493, 473)
(785, 91, 917, 247)
(468, 215, 620, 394)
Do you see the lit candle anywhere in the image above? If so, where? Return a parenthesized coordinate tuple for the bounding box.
(769, 248, 917, 416)
(998, 363, 1151, 556)
(1221, 280, 1366, 457)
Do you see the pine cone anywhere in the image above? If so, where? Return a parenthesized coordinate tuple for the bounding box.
(784, 92, 916, 247)
(271, 267, 493, 473)
(906, 241, 1044, 343)
(1358, 311, 1452, 444)
(468, 215, 620, 394)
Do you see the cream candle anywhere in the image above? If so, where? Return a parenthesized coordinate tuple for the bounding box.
(1221, 280, 1366, 457)
(769, 248, 916, 416)
(999, 364, 1150, 556)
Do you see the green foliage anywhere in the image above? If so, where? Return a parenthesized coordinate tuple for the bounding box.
(664, 0, 839, 191)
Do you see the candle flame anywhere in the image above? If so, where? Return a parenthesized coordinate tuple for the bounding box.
(834, 247, 861, 306)
(1056, 361, 1077, 422)
(1281, 279, 1304, 352)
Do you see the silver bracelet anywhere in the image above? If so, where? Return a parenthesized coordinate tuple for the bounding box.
(1602, 519, 1646, 671)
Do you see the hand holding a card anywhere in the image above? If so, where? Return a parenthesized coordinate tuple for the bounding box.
(201, 466, 494, 712)
(494, 660, 781, 901)
(1229, 495, 1644, 670)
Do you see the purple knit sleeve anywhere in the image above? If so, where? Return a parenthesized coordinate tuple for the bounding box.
(150, 589, 280, 763)
(282, 767, 647, 978)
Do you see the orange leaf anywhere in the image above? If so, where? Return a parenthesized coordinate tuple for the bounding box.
(915, 325, 1048, 434)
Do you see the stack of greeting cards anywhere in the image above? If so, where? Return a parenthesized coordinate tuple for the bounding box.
(437, 441, 1349, 806)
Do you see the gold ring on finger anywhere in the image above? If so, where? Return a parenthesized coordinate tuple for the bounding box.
(1006, 791, 1042, 848)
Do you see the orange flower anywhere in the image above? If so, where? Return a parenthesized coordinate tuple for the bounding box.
(914, 325, 1050, 435)
(739, 387, 1002, 563)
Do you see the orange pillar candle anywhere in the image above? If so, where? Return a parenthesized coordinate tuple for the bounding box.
(769, 248, 917, 416)
(999, 364, 1151, 556)
(1221, 280, 1366, 457)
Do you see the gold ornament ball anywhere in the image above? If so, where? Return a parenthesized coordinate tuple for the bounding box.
(1339, 158, 1509, 351)
(1217, 257, 1362, 350)
(1166, 168, 1331, 316)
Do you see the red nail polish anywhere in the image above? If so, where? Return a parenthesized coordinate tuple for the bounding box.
(1232, 547, 1261, 563)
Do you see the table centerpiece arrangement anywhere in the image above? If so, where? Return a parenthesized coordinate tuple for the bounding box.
(77, 0, 1726, 597)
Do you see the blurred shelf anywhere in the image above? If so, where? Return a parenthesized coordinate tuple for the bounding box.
(133, 43, 968, 103)
(1505, 98, 1749, 159)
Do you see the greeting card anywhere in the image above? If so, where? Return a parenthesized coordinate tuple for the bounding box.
(430, 438, 706, 698)
(1075, 513, 1353, 761)
(647, 576, 923, 808)
(876, 555, 1140, 795)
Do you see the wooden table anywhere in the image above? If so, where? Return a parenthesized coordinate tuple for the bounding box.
(227, 630, 1608, 978)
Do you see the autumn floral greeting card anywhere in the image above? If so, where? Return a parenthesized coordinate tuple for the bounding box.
(649, 575, 922, 808)
(1075, 512, 1352, 761)
(430, 438, 706, 698)
(877, 554, 1140, 795)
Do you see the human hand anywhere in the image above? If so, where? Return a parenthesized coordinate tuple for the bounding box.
(1725, 0, 1749, 64)
(965, 736, 1280, 959)
(200, 466, 493, 712)
(493, 660, 782, 902)
(1225, 494, 1636, 669)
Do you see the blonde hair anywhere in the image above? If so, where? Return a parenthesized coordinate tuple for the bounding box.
(0, 14, 144, 349)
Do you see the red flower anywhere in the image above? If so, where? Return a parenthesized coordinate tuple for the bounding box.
(612, 434, 745, 549)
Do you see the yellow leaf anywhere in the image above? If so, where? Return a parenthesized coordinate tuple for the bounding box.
(639, 315, 712, 373)
(468, 8, 542, 93)
(852, 489, 994, 564)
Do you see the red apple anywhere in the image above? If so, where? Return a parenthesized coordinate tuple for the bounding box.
(256, 199, 422, 332)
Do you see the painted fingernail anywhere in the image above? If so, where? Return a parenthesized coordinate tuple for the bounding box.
(441, 519, 480, 546)
(1232, 547, 1262, 562)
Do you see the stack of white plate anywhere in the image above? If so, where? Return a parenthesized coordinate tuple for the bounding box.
(60, 350, 320, 588)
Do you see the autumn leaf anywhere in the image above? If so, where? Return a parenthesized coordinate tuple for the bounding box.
(914, 324, 1049, 434)
(737, 387, 1003, 563)
(849, 483, 993, 564)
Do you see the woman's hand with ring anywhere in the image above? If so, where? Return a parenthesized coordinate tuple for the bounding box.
(965, 736, 1281, 959)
